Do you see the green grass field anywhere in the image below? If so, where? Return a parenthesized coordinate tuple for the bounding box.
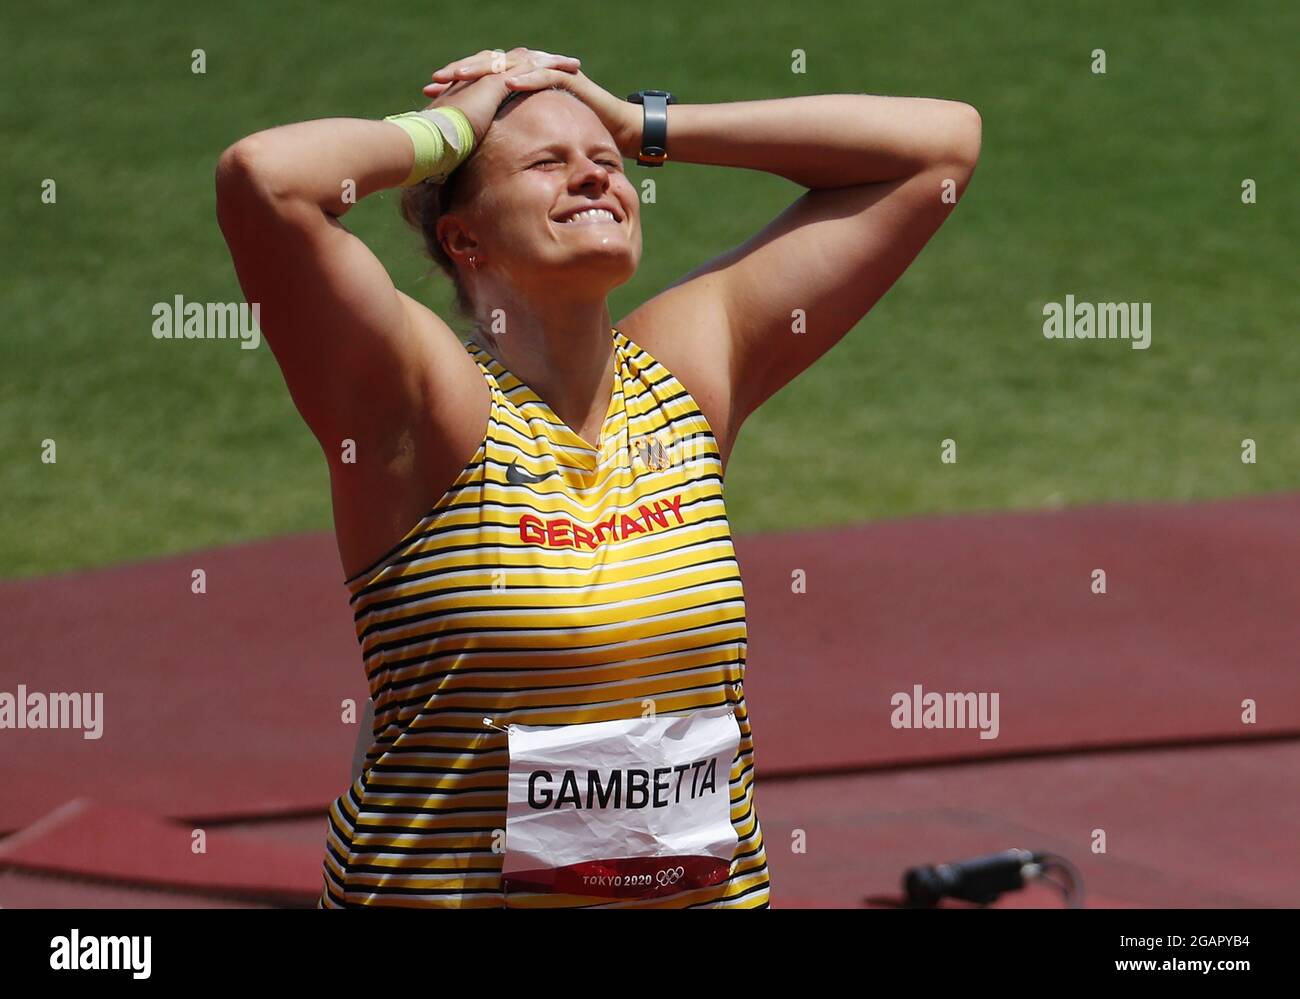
(2, 0, 1295, 580)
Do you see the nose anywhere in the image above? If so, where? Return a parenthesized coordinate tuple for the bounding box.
(569, 155, 611, 192)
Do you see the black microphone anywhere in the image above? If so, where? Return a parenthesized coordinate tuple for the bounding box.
(904, 848, 1041, 906)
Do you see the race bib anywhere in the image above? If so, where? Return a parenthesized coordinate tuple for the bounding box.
(500, 706, 742, 899)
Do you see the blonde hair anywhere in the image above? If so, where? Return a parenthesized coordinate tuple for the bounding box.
(395, 86, 579, 326)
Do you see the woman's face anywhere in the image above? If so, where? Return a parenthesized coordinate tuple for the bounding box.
(445, 90, 642, 297)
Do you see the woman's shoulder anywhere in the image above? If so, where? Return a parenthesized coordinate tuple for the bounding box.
(618, 288, 738, 470)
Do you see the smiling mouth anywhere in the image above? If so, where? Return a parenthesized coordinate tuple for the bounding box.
(553, 208, 621, 225)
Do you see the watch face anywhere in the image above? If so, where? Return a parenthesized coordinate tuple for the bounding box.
(628, 90, 676, 103)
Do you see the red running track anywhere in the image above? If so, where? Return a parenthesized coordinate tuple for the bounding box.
(1, 492, 1297, 907)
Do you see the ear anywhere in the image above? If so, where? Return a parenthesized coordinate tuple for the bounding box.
(437, 213, 480, 266)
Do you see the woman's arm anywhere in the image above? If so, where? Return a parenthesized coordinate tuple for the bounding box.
(637, 93, 982, 434)
(663, 93, 980, 191)
(420, 58, 981, 457)
(220, 118, 416, 215)
(215, 116, 473, 455)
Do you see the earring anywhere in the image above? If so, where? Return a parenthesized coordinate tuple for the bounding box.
(469, 255, 478, 270)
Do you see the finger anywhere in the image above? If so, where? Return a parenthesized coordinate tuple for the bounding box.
(504, 66, 572, 90)
(432, 50, 499, 81)
(525, 50, 581, 68)
(432, 49, 578, 83)
(432, 62, 482, 81)
(422, 83, 463, 102)
(435, 47, 539, 79)
(518, 52, 581, 76)
(491, 52, 579, 85)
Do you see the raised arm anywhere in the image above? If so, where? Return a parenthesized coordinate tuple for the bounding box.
(214, 115, 480, 454)
(641, 93, 982, 435)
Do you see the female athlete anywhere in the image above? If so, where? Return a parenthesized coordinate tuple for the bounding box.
(215, 46, 980, 908)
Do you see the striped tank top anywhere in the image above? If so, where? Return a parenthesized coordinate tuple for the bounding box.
(318, 325, 770, 908)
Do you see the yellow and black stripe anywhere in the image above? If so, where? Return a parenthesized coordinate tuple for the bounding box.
(318, 327, 770, 908)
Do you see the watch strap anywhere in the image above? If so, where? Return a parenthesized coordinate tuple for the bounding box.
(627, 90, 677, 167)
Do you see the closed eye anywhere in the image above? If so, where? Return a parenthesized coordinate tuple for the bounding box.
(530, 158, 622, 170)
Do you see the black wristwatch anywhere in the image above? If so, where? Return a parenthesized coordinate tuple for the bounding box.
(625, 90, 677, 167)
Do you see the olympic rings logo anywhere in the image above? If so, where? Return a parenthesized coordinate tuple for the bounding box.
(655, 866, 686, 886)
